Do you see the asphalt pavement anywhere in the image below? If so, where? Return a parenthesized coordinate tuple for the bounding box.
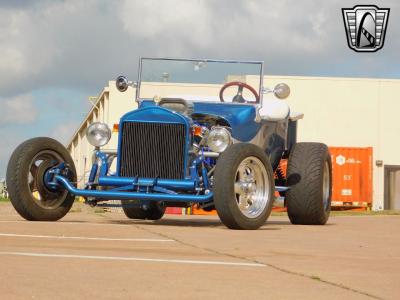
(0, 202, 399, 300)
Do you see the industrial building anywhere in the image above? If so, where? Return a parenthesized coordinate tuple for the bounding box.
(67, 76, 400, 211)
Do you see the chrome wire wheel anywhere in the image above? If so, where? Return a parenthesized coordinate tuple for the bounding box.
(234, 156, 270, 218)
(322, 161, 330, 211)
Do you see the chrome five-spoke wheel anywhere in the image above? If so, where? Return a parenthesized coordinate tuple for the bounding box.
(234, 156, 270, 218)
(213, 143, 275, 230)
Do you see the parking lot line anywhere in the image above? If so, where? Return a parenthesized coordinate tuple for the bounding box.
(0, 233, 174, 242)
(0, 220, 185, 228)
(0, 251, 266, 267)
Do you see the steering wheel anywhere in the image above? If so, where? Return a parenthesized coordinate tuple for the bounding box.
(219, 81, 260, 104)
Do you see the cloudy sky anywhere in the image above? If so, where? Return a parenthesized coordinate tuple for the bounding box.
(0, 0, 399, 178)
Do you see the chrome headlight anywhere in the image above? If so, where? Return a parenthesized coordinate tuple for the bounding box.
(207, 127, 232, 153)
(86, 122, 111, 147)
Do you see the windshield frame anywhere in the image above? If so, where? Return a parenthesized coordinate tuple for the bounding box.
(136, 57, 264, 106)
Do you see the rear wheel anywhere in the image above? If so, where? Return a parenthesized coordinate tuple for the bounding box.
(286, 142, 332, 225)
(6, 137, 76, 221)
(122, 201, 165, 220)
(214, 143, 275, 230)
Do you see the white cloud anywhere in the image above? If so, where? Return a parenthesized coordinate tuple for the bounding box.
(118, 1, 212, 52)
(49, 120, 79, 144)
(0, 0, 398, 178)
(0, 0, 398, 100)
(0, 7, 58, 90)
(0, 94, 38, 125)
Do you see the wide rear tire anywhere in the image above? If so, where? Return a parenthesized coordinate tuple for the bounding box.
(286, 142, 332, 225)
(6, 137, 76, 221)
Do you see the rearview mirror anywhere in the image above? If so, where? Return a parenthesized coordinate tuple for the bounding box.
(116, 76, 136, 92)
(116, 76, 129, 92)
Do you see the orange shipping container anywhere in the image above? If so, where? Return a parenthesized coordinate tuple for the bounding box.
(329, 147, 373, 205)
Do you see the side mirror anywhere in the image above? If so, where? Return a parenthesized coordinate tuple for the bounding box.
(273, 83, 290, 99)
(116, 76, 137, 92)
(116, 76, 129, 92)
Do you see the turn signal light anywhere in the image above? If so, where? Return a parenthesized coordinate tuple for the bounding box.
(193, 126, 202, 136)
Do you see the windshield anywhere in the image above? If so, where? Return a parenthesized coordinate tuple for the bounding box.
(138, 58, 263, 104)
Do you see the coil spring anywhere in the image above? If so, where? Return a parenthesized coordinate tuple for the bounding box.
(275, 165, 285, 180)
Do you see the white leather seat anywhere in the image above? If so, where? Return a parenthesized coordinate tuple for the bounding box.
(259, 97, 290, 121)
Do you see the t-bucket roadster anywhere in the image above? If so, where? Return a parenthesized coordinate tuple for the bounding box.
(6, 58, 332, 230)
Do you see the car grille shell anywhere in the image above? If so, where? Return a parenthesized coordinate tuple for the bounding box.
(119, 121, 186, 179)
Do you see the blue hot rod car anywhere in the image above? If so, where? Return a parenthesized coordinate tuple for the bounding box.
(6, 58, 332, 230)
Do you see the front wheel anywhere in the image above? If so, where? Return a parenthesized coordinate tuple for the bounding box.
(213, 143, 275, 230)
(6, 137, 77, 221)
(286, 142, 332, 225)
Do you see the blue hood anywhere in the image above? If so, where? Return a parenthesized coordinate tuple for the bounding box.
(139, 100, 261, 142)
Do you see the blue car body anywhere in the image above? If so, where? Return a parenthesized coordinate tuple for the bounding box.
(45, 99, 291, 205)
(44, 59, 295, 208)
(7, 58, 333, 229)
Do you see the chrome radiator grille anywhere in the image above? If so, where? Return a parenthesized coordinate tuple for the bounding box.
(119, 122, 186, 179)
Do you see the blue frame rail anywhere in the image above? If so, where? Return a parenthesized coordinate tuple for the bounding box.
(44, 149, 214, 203)
(54, 175, 213, 202)
(44, 149, 287, 204)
